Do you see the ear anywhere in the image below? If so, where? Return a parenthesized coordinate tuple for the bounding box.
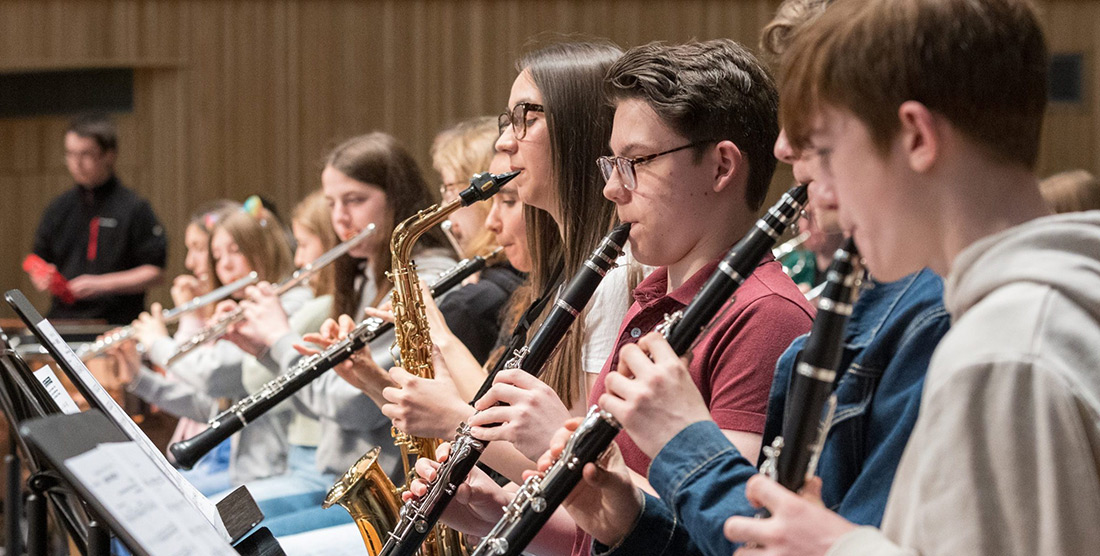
(897, 101, 938, 173)
(103, 149, 119, 167)
(712, 140, 745, 194)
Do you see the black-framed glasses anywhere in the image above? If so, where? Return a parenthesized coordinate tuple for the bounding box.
(597, 140, 717, 191)
(498, 102, 545, 140)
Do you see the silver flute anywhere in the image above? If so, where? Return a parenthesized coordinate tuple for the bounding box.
(166, 223, 376, 365)
(168, 248, 495, 470)
(75, 271, 259, 361)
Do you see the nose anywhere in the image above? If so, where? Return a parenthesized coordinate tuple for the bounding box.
(602, 164, 629, 204)
(773, 129, 796, 165)
(331, 201, 350, 227)
(808, 177, 838, 209)
(495, 126, 517, 154)
(485, 202, 502, 235)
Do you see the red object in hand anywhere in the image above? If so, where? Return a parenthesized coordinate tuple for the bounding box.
(22, 254, 76, 304)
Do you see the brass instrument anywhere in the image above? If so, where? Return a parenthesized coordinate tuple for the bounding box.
(75, 272, 259, 361)
(166, 224, 376, 365)
(324, 170, 517, 556)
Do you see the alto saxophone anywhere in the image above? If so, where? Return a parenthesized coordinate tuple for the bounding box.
(323, 171, 517, 556)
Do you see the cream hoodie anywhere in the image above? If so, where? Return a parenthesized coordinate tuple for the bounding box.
(830, 212, 1100, 556)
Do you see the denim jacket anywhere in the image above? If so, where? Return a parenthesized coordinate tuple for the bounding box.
(594, 269, 949, 556)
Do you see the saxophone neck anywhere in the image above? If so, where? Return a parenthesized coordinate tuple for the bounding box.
(391, 199, 462, 264)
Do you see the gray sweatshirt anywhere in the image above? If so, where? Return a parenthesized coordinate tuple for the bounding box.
(130, 286, 314, 483)
(264, 250, 457, 478)
(829, 212, 1100, 556)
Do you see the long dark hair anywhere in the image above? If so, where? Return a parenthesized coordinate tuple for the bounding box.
(516, 40, 622, 407)
(325, 132, 451, 318)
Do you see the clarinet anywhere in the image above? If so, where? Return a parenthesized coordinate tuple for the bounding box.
(471, 184, 808, 556)
(378, 223, 631, 556)
(168, 249, 497, 470)
(759, 238, 861, 500)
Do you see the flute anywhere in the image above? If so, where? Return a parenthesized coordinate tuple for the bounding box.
(75, 272, 259, 361)
(165, 224, 377, 365)
(168, 248, 498, 470)
(378, 223, 631, 556)
(470, 185, 808, 556)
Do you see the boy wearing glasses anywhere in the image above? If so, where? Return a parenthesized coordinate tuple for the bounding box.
(570, 38, 814, 554)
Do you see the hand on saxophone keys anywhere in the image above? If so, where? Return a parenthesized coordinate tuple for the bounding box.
(382, 346, 474, 440)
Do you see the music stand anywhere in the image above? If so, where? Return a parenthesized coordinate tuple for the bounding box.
(0, 325, 102, 555)
(21, 410, 238, 556)
(4, 290, 272, 550)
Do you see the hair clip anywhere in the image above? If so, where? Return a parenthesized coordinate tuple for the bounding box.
(203, 212, 220, 231)
(242, 195, 269, 227)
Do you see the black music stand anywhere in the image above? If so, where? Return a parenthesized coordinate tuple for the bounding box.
(21, 410, 238, 556)
(3, 290, 281, 555)
(0, 326, 104, 555)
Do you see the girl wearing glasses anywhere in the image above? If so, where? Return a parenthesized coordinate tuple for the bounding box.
(277, 40, 635, 556)
(458, 40, 635, 477)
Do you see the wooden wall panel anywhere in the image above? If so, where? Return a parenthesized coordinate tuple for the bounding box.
(0, 0, 1097, 317)
(1038, 1, 1100, 178)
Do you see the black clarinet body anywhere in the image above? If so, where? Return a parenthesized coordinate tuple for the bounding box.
(768, 237, 861, 493)
(168, 252, 494, 470)
(470, 406, 621, 556)
(379, 223, 631, 556)
(666, 184, 808, 353)
(470, 185, 808, 556)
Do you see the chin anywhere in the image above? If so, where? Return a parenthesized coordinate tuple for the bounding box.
(347, 246, 373, 260)
(863, 253, 919, 283)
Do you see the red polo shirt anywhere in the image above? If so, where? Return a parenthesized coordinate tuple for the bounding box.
(589, 253, 814, 469)
(572, 254, 814, 555)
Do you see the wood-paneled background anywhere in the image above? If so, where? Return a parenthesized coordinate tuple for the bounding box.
(0, 0, 1096, 314)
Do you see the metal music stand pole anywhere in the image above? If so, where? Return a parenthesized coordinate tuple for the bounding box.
(86, 519, 111, 556)
(5, 434, 23, 556)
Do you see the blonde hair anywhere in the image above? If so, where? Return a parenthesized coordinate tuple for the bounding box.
(760, 0, 833, 62)
(431, 116, 499, 258)
(292, 190, 339, 297)
(1040, 170, 1100, 214)
(210, 205, 295, 285)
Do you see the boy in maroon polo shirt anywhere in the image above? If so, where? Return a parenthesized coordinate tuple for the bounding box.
(570, 39, 814, 554)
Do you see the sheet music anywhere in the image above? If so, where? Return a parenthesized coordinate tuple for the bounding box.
(66, 442, 236, 556)
(32, 365, 80, 415)
(37, 321, 230, 541)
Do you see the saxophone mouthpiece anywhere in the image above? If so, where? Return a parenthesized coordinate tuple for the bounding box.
(461, 170, 520, 205)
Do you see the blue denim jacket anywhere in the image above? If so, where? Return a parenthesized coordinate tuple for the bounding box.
(594, 268, 949, 556)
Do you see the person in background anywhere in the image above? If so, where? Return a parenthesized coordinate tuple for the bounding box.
(431, 116, 526, 363)
(29, 112, 167, 324)
(433, 116, 501, 259)
(107, 200, 306, 493)
(276, 148, 536, 556)
(1039, 169, 1100, 214)
(215, 132, 457, 538)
